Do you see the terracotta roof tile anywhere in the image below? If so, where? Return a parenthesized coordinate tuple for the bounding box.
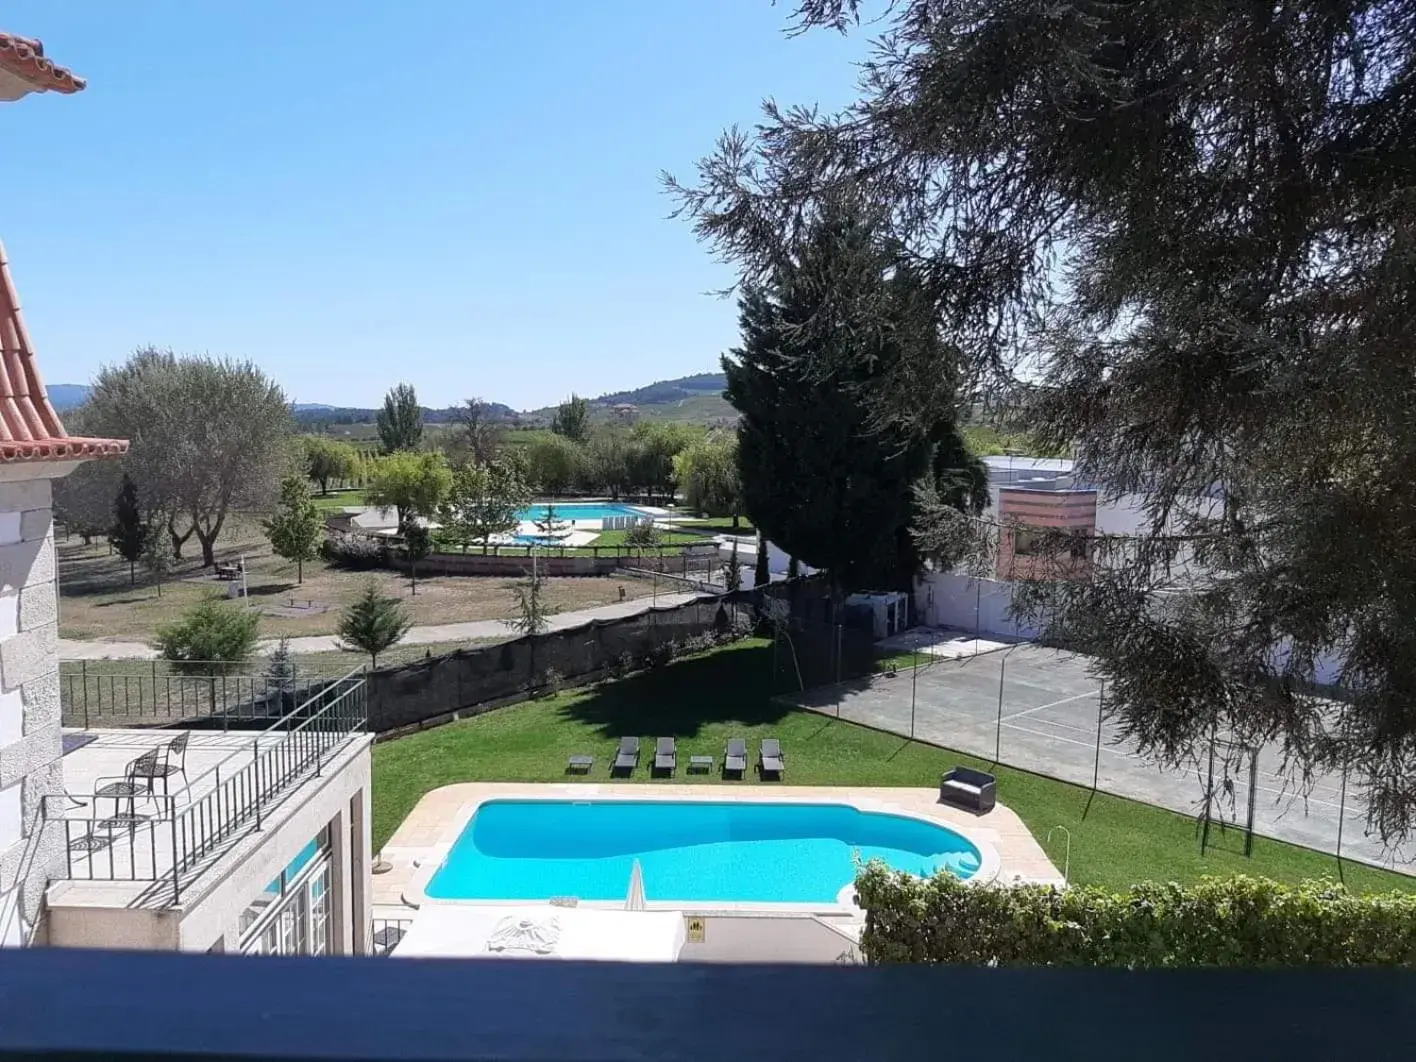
(0, 240, 126, 464)
(0, 33, 85, 100)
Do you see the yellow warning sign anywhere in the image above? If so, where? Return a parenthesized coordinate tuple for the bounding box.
(685, 916, 706, 944)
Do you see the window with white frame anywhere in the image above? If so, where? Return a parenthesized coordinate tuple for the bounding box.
(239, 827, 332, 956)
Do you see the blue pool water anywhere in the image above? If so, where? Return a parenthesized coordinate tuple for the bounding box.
(516, 503, 645, 523)
(425, 800, 982, 903)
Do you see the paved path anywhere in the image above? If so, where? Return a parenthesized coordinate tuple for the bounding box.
(59, 591, 709, 661)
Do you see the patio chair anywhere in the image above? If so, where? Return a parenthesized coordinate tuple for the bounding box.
(134, 732, 191, 796)
(758, 738, 785, 780)
(654, 737, 676, 776)
(611, 736, 640, 777)
(94, 748, 162, 829)
(723, 738, 748, 779)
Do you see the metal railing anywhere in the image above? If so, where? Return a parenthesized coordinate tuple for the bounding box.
(47, 671, 367, 904)
(60, 661, 351, 730)
(370, 917, 413, 956)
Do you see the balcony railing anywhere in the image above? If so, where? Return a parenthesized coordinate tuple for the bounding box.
(60, 660, 353, 729)
(46, 672, 367, 904)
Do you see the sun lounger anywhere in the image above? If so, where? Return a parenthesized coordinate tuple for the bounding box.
(654, 736, 676, 776)
(611, 737, 640, 776)
(724, 738, 748, 778)
(758, 738, 785, 779)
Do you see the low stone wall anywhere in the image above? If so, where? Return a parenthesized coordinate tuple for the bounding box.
(390, 545, 719, 578)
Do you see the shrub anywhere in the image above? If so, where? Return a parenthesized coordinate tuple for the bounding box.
(855, 864, 1416, 967)
(539, 667, 564, 699)
(337, 583, 412, 668)
(155, 599, 261, 676)
(322, 533, 388, 570)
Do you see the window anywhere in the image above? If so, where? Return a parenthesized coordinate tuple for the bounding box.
(239, 827, 332, 957)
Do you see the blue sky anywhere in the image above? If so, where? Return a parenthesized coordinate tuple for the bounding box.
(3, 2, 866, 409)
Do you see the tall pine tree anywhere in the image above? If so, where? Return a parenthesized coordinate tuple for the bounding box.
(108, 474, 148, 586)
(725, 210, 985, 596)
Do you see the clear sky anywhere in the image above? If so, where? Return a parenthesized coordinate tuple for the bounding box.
(2, 2, 866, 410)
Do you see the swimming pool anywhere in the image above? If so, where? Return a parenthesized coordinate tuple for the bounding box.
(517, 503, 646, 523)
(424, 799, 983, 904)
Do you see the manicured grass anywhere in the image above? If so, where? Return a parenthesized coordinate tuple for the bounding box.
(371, 640, 1416, 895)
(586, 529, 704, 548)
(673, 517, 755, 535)
(311, 489, 367, 511)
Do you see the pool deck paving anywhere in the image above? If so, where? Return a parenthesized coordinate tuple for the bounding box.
(373, 781, 1063, 912)
(58, 591, 708, 661)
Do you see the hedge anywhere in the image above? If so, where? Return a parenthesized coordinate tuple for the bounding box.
(855, 863, 1416, 966)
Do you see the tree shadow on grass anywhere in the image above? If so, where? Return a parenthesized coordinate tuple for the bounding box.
(557, 643, 794, 740)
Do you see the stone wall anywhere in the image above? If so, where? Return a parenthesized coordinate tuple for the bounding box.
(391, 545, 719, 578)
(0, 476, 64, 947)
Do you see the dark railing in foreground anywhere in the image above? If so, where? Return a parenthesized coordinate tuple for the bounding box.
(47, 672, 367, 904)
(2, 948, 1414, 1061)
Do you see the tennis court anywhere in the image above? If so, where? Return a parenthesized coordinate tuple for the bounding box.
(785, 638, 1407, 875)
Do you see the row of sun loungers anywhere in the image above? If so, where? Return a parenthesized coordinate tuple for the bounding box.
(566, 737, 785, 780)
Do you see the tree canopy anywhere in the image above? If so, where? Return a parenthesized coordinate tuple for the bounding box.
(263, 475, 325, 583)
(108, 473, 148, 585)
(377, 383, 424, 454)
(83, 348, 292, 567)
(550, 393, 591, 443)
(671, 1, 1416, 840)
(726, 209, 984, 594)
(302, 436, 358, 495)
(365, 451, 452, 531)
(440, 458, 532, 553)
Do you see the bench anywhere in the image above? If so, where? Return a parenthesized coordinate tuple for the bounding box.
(939, 766, 997, 813)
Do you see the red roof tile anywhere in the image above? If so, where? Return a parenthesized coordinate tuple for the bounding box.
(0, 33, 85, 100)
(0, 241, 126, 464)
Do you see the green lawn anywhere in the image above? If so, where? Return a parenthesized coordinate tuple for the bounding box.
(371, 640, 1416, 895)
(586, 529, 705, 548)
(673, 517, 755, 535)
(311, 489, 367, 511)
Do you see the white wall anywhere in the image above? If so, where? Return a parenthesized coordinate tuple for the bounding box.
(679, 914, 861, 964)
(915, 571, 1040, 642)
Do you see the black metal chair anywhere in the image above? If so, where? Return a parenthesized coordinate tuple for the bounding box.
(136, 732, 191, 796)
(94, 748, 162, 830)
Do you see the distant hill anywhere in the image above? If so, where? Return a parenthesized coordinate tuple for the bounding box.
(291, 402, 518, 428)
(523, 372, 735, 426)
(44, 371, 733, 427)
(47, 384, 91, 411)
(596, 373, 726, 407)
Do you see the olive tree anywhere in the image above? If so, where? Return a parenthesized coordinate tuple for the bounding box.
(82, 348, 292, 567)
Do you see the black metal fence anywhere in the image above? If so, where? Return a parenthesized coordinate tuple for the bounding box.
(365, 580, 836, 734)
(60, 662, 350, 729)
(49, 673, 368, 904)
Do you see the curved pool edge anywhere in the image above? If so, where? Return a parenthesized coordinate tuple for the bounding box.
(401, 788, 1003, 914)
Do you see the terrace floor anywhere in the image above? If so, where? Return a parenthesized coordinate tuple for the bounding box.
(54, 727, 338, 904)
